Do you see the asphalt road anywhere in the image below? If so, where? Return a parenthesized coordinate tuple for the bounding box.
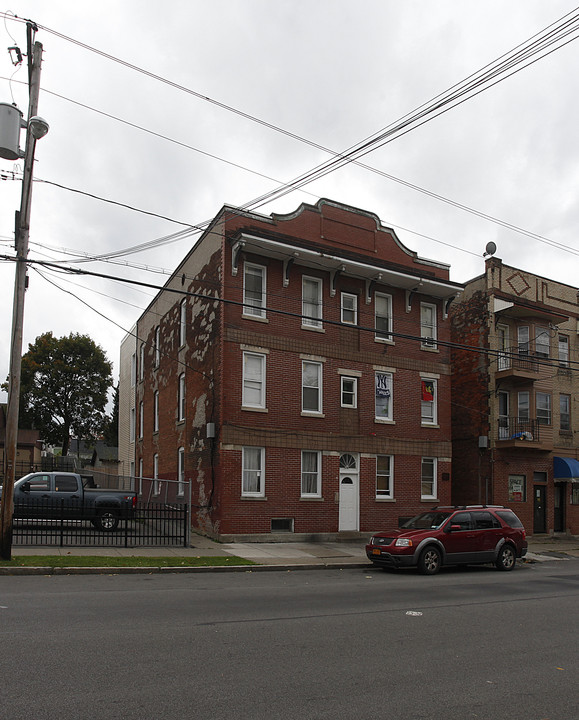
(1, 561, 577, 720)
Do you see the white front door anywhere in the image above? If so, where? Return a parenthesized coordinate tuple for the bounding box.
(339, 453, 359, 531)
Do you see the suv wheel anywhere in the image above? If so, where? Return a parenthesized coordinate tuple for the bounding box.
(496, 543, 516, 571)
(418, 546, 442, 575)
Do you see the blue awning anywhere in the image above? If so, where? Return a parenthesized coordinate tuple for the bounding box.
(553, 456, 579, 480)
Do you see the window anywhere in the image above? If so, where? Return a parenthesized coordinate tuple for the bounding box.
(517, 326, 529, 355)
(178, 447, 185, 496)
(375, 292, 392, 341)
(153, 390, 159, 432)
(179, 299, 187, 346)
(242, 446, 265, 497)
(131, 353, 137, 386)
(302, 276, 323, 328)
(508, 474, 526, 502)
(375, 372, 393, 421)
(178, 373, 186, 421)
(130, 407, 136, 442)
(139, 401, 143, 439)
(420, 303, 437, 348)
(243, 352, 266, 409)
(341, 376, 357, 408)
(421, 457, 437, 499)
(518, 391, 529, 421)
(153, 453, 159, 495)
(421, 378, 437, 425)
(154, 326, 161, 367)
(302, 361, 322, 413)
(497, 324, 510, 370)
(301, 451, 321, 497)
(138, 458, 143, 495)
(536, 392, 551, 425)
(243, 263, 266, 318)
(535, 327, 550, 358)
(473, 511, 500, 530)
(27, 475, 51, 491)
(139, 344, 145, 381)
(572, 483, 579, 505)
(560, 394, 571, 431)
(498, 391, 509, 439)
(376, 455, 393, 499)
(341, 293, 357, 325)
(559, 335, 569, 367)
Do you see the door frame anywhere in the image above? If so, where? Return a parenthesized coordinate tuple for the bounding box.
(338, 453, 359, 531)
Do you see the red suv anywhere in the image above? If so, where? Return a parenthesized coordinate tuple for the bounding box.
(366, 506, 527, 575)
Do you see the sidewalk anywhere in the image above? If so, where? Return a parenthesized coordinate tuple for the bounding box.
(7, 533, 579, 570)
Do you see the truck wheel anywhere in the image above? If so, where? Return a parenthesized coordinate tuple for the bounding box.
(95, 510, 119, 531)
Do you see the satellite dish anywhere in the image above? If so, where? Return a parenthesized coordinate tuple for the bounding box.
(483, 241, 497, 257)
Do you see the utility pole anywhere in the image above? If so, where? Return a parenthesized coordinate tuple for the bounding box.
(0, 26, 47, 560)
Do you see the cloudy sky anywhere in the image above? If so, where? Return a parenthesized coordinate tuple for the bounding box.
(1, 1, 579, 405)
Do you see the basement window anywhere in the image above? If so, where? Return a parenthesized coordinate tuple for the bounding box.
(271, 518, 294, 533)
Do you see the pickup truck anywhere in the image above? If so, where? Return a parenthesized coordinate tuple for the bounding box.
(1, 471, 137, 531)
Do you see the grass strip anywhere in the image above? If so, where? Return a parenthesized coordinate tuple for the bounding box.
(0, 555, 256, 568)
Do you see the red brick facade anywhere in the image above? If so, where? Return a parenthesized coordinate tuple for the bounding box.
(129, 199, 462, 539)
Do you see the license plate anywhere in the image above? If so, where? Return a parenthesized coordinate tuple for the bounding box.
(372, 548, 381, 555)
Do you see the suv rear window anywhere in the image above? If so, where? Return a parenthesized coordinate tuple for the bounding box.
(496, 510, 523, 528)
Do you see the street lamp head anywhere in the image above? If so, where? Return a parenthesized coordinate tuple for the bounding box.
(28, 116, 49, 140)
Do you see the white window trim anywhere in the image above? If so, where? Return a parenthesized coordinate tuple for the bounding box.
(154, 326, 161, 367)
(420, 302, 437, 349)
(375, 292, 393, 343)
(139, 401, 144, 439)
(153, 390, 159, 432)
(243, 262, 267, 319)
(302, 276, 323, 330)
(179, 299, 187, 347)
(130, 407, 136, 443)
(153, 453, 159, 496)
(242, 446, 265, 498)
(301, 450, 322, 498)
(242, 351, 267, 410)
(302, 360, 323, 415)
(178, 373, 186, 421)
(421, 457, 437, 500)
(420, 377, 438, 426)
(375, 371, 393, 422)
(341, 375, 358, 408)
(178, 447, 185, 497)
(341, 292, 357, 325)
(139, 344, 145, 381)
(376, 454, 394, 500)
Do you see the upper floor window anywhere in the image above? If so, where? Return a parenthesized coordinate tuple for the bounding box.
(139, 343, 145, 381)
(302, 361, 322, 413)
(421, 378, 437, 425)
(154, 326, 161, 367)
(179, 299, 187, 346)
(139, 401, 144, 439)
(341, 293, 357, 325)
(517, 326, 529, 355)
(178, 373, 185, 421)
(243, 263, 266, 318)
(375, 292, 392, 342)
(130, 407, 136, 443)
(131, 353, 137, 387)
(536, 392, 551, 425)
(302, 276, 323, 329)
(376, 455, 393, 499)
(301, 450, 321, 497)
(153, 453, 159, 495)
(153, 390, 159, 432)
(560, 394, 571, 431)
(421, 457, 437, 500)
(535, 327, 550, 358)
(518, 391, 529, 421)
(375, 372, 393, 421)
(243, 352, 266, 409)
(559, 335, 569, 367)
(341, 376, 357, 408)
(420, 303, 437, 348)
(242, 446, 265, 497)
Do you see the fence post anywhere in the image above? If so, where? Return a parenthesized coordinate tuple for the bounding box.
(59, 499, 64, 548)
(183, 504, 188, 548)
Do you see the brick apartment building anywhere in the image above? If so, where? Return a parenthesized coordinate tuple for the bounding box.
(451, 256, 579, 535)
(119, 198, 463, 540)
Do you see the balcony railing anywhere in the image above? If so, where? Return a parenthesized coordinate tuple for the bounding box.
(497, 417, 542, 444)
(497, 347, 541, 374)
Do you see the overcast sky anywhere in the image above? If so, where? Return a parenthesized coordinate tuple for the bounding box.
(1, 1, 579, 405)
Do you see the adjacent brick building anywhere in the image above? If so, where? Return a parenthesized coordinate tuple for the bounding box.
(119, 199, 462, 539)
(450, 257, 579, 535)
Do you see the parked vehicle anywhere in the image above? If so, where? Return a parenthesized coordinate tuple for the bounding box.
(0, 472, 137, 531)
(366, 505, 527, 574)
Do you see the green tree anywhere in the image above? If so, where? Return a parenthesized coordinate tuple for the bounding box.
(18, 332, 113, 455)
(102, 383, 119, 446)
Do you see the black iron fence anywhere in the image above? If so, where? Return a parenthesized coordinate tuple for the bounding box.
(12, 500, 188, 548)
